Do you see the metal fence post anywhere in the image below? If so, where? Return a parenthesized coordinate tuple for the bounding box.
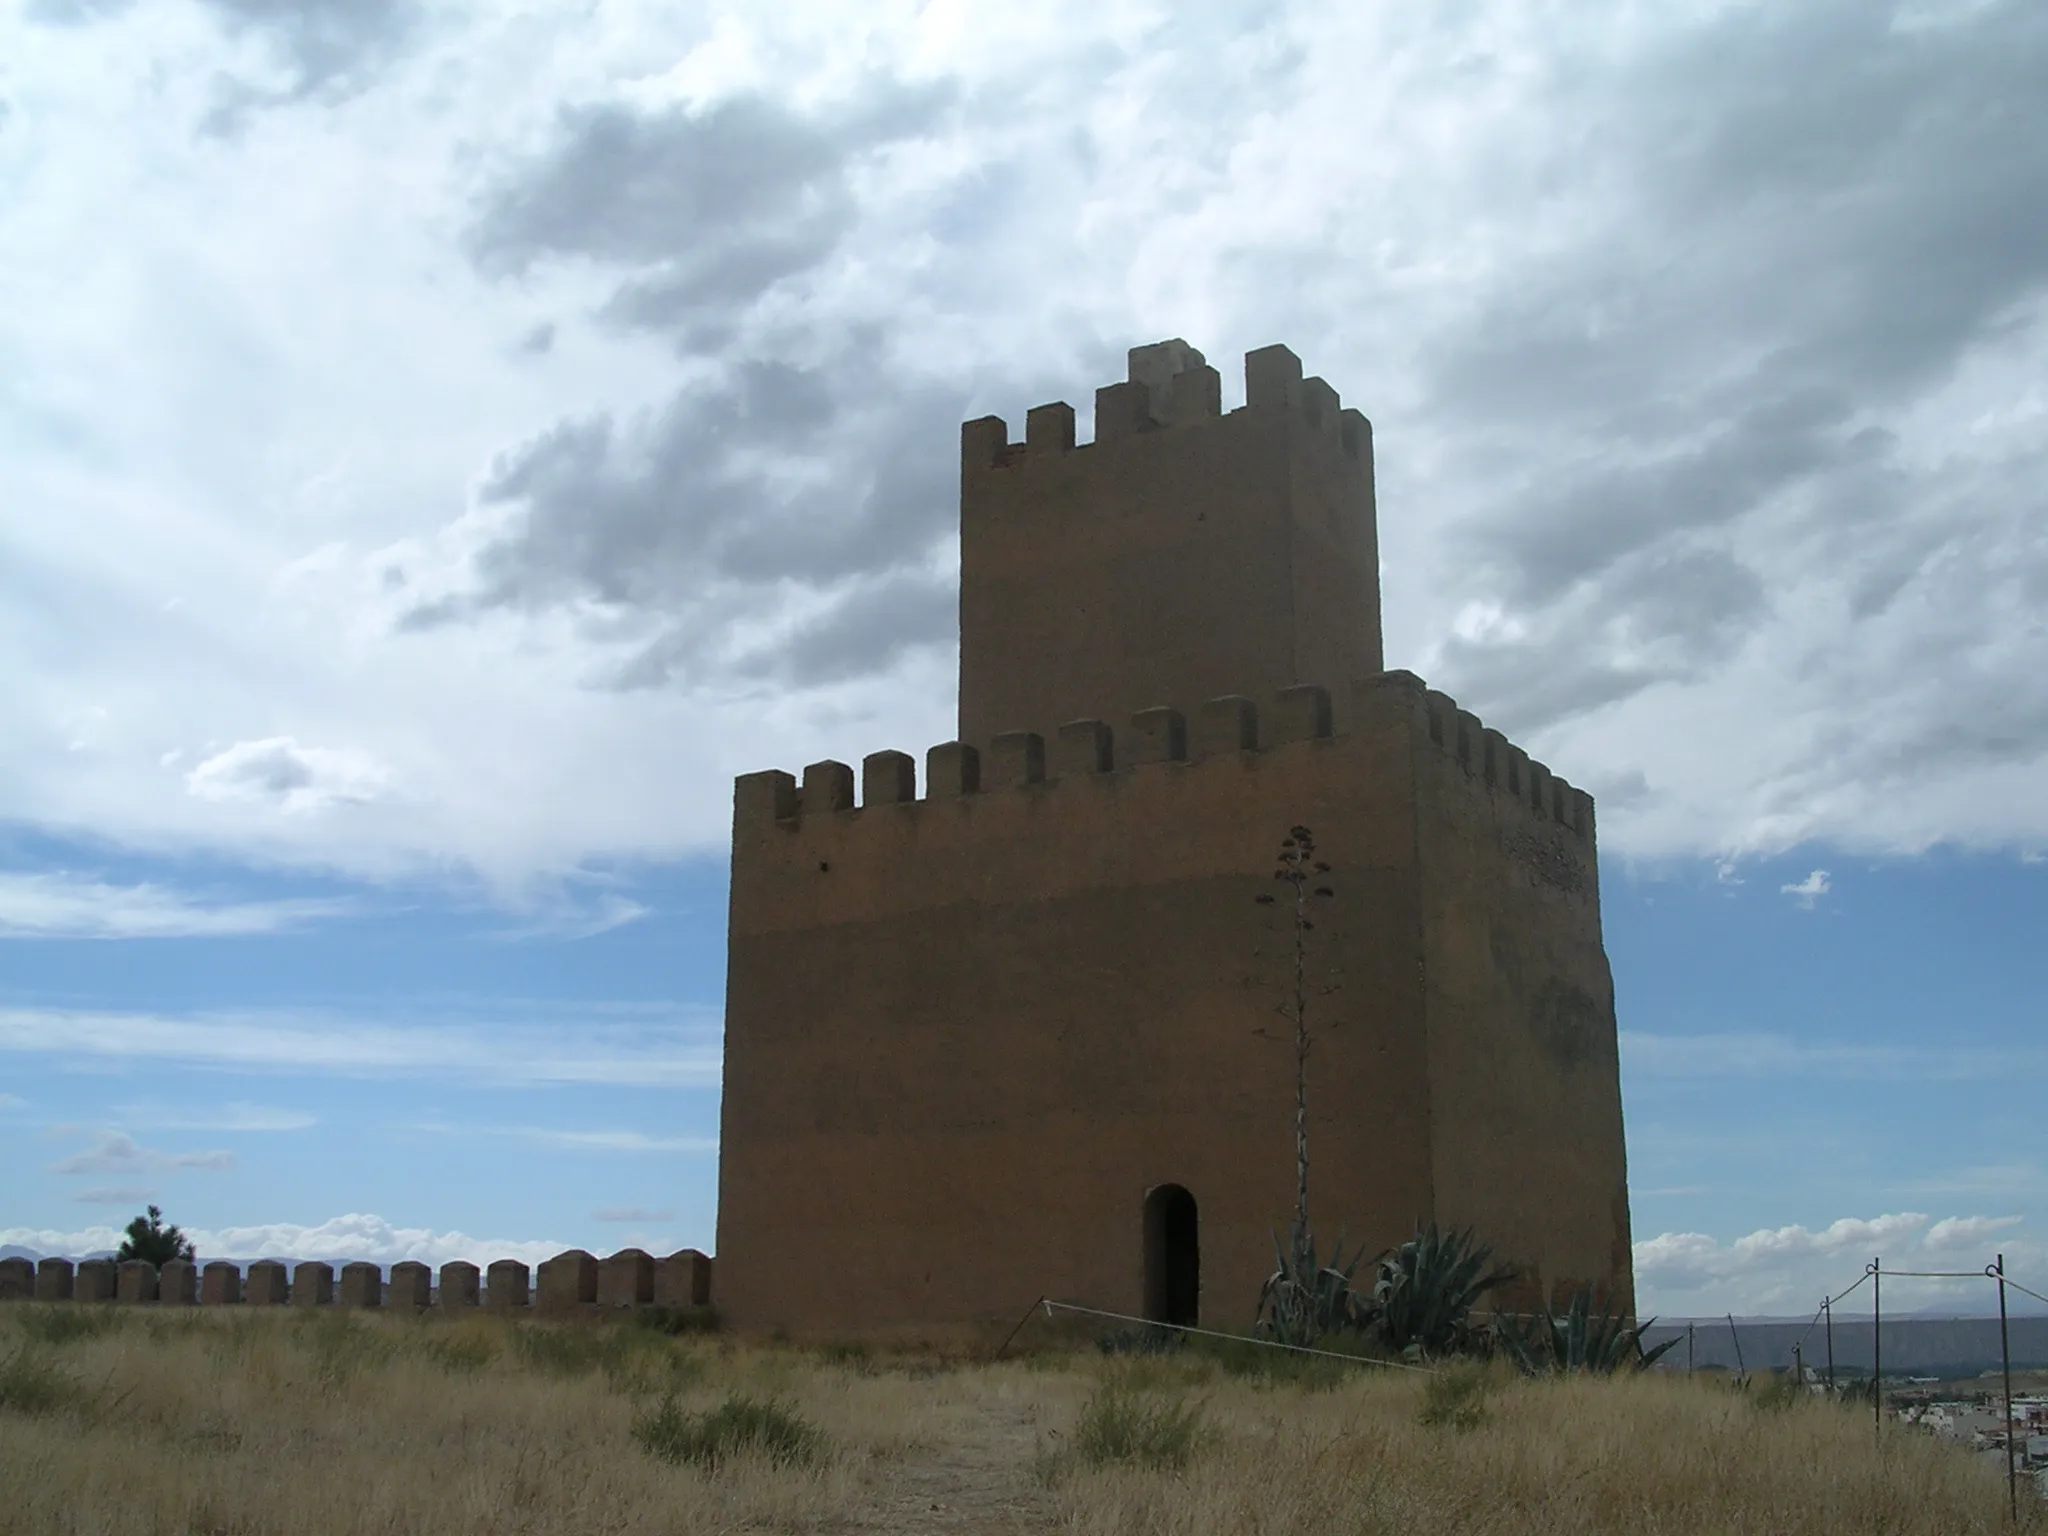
(1994, 1253, 2016, 1525)
(1871, 1256, 1882, 1436)
(1824, 1294, 1835, 1397)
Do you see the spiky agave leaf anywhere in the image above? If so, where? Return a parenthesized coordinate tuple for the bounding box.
(1257, 1225, 1370, 1347)
(1494, 1284, 1681, 1375)
(1371, 1225, 1516, 1358)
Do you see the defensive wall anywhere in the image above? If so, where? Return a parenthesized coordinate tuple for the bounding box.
(0, 1247, 712, 1315)
(718, 665, 1631, 1335)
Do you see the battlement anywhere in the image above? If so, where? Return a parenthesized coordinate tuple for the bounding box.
(961, 341, 1373, 471)
(2, 1248, 714, 1314)
(735, 671, 1592, 842)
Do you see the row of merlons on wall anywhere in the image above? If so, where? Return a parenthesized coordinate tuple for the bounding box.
(1, 1248, 711, 1313)
(743, 673, 1595, 841)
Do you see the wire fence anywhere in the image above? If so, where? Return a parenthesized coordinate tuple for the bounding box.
(1001, 1251, 2048, 1522)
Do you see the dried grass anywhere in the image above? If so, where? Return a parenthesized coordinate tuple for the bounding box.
(0, 1303, 2034, 1535)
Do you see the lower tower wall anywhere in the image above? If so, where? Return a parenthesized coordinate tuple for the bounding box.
(715, 672, 1631, 1336)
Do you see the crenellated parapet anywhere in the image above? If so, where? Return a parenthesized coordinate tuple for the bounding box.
(961, 340, 1373, 473)
(736, 671, 1593, 848)
(0, 1247, 716, 1318)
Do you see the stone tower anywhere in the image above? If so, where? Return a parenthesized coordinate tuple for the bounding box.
(714, 342, 1634, 1338)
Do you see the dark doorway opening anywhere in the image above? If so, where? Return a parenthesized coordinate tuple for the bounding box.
(1143, 1184, 1200, 1328)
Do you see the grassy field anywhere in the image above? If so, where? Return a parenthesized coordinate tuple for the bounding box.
(0, 1303, 2038, 1535)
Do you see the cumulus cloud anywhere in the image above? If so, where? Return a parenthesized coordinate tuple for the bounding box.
(1780, 869, 1831, 908)
(184, 738, 388, 813)
(0, 1213, 578, 1269)
(49, 1130, 235, 1177)
(1634, 1211, 2041, 1315)
(6, 0, 2048, 885)
(0, 870, 355, 939)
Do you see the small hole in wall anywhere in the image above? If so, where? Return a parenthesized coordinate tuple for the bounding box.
(817, 861, 831, 873)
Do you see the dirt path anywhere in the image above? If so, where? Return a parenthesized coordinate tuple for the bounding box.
(850, 1397, 1059, 1533)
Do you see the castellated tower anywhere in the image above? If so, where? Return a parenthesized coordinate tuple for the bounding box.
(715, 342, 1634, 1338)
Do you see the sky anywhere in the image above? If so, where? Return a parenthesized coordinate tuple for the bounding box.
(2, 0, 2044, 1320)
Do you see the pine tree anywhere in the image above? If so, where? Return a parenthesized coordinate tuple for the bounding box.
(115, 1205, 196, 1266)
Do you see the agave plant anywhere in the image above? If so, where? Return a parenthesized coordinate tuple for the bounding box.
(1256, 1224, 1371, 1348)
(1493, 1283, 1682, 1376)
(1371, 1225, 1517, 1359)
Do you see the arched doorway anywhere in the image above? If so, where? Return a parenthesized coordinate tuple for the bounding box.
(1143, 1184, 1199, 1327)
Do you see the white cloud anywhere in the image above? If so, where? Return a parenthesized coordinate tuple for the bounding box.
(0, 1213, 579, 1269)
(1925, 1214, 2024, 1250)
(1780, 869, 1831, 908)
(184, 737, 390, 815)
(0, 1005, 722, 1087)
(0, 870, 355, 939)
(111, 1102, 317, 1133)
(400, 1122, 715, 1154)
(1634, 1211, 2044, 1316)
(49, 1130, 235, 1176)
(2, 0, 2044, 894)
(71, 1186, 160, 1206)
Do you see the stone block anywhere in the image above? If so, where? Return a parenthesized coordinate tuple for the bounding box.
(75, 1259, 117, 1302)
(800, 760, 854, 815)
(291, 1261, 333, 1307)
(201, 1261, 242, 1305)
(339, 1262, 382, 1308)
(1128, 707, 1187, 765)
(1025, 400, 1075, 455)
(1271, 684, 1333, 744)
(536, 1249, 598, 1315)
(388, 1261, 432, 1310)
(989, 731, 1045, 787)
(116, 1260, 158, 1304)
(159, 1258, 198, 1305)
(861, 750, 916, 807)
(925, 742, 981, 797)
(1194, 696, 1257, 757)
(654, 1249, 713, 1309)
(34, 1258, 73, 1302)
(440, 1261, 481, 1309)
(245, 1260, 289, 1305)
(597, 1248, 655, 1309)
(0, 1257, 33, 1300)
(1053, 719, 1113, 776)
(484, 1259, 528, 1311)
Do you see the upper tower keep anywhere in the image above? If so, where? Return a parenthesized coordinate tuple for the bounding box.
(957, 340, 1384, 748)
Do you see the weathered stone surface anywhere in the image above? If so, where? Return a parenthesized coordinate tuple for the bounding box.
(75, 1259, 117, 1302)
(536, 1250, 598, 1315)
(718, 344, 1633, 1338)
(484, 1260, 528, 1312)
(596, 1248, 654, 1309)
(439, 1261, 480, 1309)
(387, 1261, 431, 1310)
(34, 1258, 73, 1302)
(654, 1249, 712, 1309)
(116, 1260, 158, 1304)
(201, 1261, 243, 1305)
(292, 1262, 333, 1307)
(0, 1257, 33, 1300)
(338, 1262, 382, 1308)
(245, 1260, 289, 1305)
(159, 1259, 199, 1305)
